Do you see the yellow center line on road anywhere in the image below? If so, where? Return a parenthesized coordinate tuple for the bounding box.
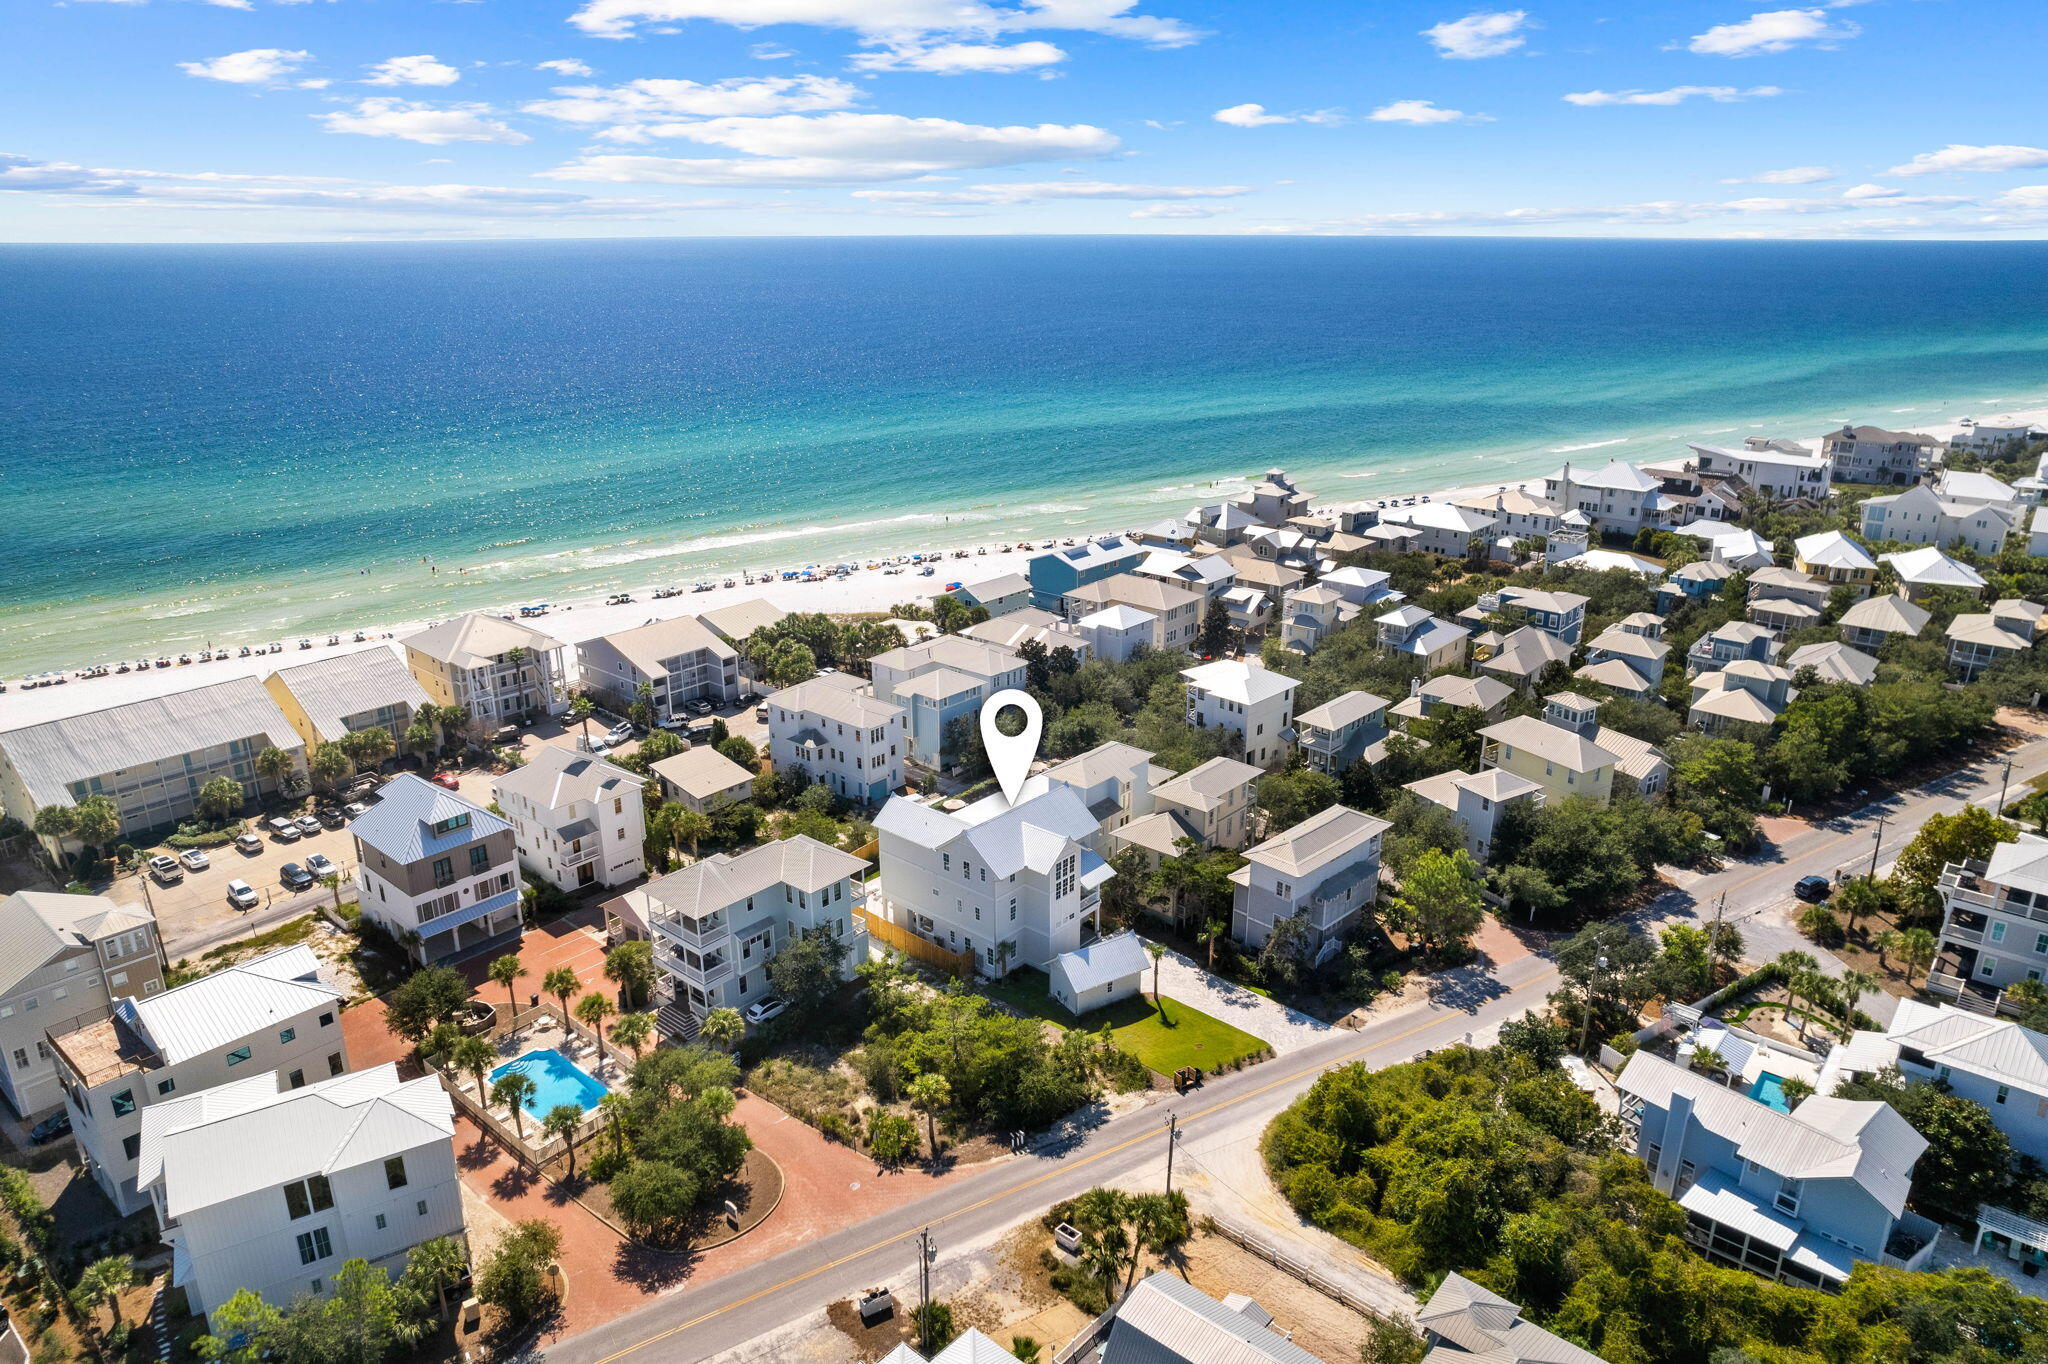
(581, 968, 1557, 1364)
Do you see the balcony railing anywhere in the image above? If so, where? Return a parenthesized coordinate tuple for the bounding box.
(652, 909, 724, 942)
(560, 845, 599, 868)
(1942, 921, 1985, 946)
(656, 946, 731, 986)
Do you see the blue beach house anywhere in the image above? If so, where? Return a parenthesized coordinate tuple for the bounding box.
(1027, 537, 1145, 610)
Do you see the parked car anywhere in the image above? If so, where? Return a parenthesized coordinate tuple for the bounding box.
(343, 801, 370, 820)
(607, 723, 634, 745)
(304, 853, 336, 879)
(295, 814, 322, 837)
(27, 1111, 71, 1145)
(689, 699, 713, 716)
(279, 862, 315, 892)
(316, 806, 346, 828)
(1793, 875, 1833, 903)
(755, 704, 769, 722)
(267, 817, 302, 842)
(430, 772, 462, 791)
(147, 854, 184, 884)
(226, 879, 259, 910)
(235, 831, 264, 855)
(177, 847, 210, 872)
(744, 997, 788, 1025)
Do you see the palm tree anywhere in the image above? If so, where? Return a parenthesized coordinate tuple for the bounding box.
(603, 941, 656, 1009)
(1144, 941, 1167, 1005)
(253, 745, 296, 792)
(610, 1011, 654, 1060)
(32, 805, 77, 867)
(1779, 1076, 1815, 1108)
(403, 1236, 468, 1319)
(309, 742, 352, 792)
(1899, 928, 1937, 987)
(487, 954, 527, 1022)
(542, 1103, 583, 1179)
(451, 1035, 497, 1100)
(574, 992, 615, 1064)
(1197, 917, 1225, 970)
(75, 1255, 135, 1331)
(698, 1007, 744, 1053)
(491, 1072, 536, 1139)
(569, 694, 596, 748)
(405, 719, 438, 764)
(1838, 969, 1880, 1035)
(1874, 929, 1902, 972)
(349, 724, 396, 771)
(631, 680, 656, 730)
(68, 795, 121, 865)
(597, 1090, 631, 1159)
(907, 1072, 950, 1159)
(542, 967, 579, 1025)
(672, 809, 713, 859)
(1009, 1338, 1044, 1364)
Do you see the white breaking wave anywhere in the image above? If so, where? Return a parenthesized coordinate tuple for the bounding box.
(1548, 437, 1629, 454)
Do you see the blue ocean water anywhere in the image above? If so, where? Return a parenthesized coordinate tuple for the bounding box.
(3, 235, 2047, 673)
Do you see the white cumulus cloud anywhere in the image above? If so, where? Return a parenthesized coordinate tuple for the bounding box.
(1422, 10, 1532, 60)
(850, 41, 1067, 74)
(178, 48, 312, 85)
(536, 59, 596, 77)
(1564, 85, 1781, 106)
(1884, 144, 2048, 177)
(1212, 103, 1343, 128)
(1685, 8, 1859, 57)
(523, 75, 862, 140)
(1368, 100, 1490, 125)
(1130, 202, 1228, 218)
(567, 0, 1201, 49)
(320, 98, 531, 145)
(1994, 186, 2048, 210)
(537, 112, 1119, 185)
(1721, 165, 1833, 184)
(364, 55, 462, 87)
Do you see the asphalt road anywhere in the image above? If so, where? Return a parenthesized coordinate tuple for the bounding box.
(541, 950, 1560, 1364)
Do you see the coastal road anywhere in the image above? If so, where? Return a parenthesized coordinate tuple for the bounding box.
(540, 950, 1559, 1364)
(1646, 719, 2048, 1014)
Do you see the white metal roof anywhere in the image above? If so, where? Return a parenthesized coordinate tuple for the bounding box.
(140, 1062, 452, 1219)
(493, 745, 642, 812)
(119, 944, 339, 1068)
(401, 612, 563, 669)
(1181, 659, 1298, 706)
(1243, 803, 1388, 877)
(0, 891, 149, 997)
(266, 648, 428, 742)
(1102, 1273, 1325, 1364)
(768, 674, 905, 730)
(649, 745, 756, 800)
(350, 773, 510, 864)
(1838, 592, 1930, 637)
(1479, 715, 1618, 773)
(1793, 531, 1879, 574)
(1051, 932, 1151, 996)
(593, 614, 736, 677)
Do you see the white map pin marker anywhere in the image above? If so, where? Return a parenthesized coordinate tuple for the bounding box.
(979, 688, 1043, 807)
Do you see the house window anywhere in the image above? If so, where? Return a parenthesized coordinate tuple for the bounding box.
(1996, 1085, 2010, 1105)
(280, 1027, 296, 1045)
(123, 1135, 141, 1160)
(469, 845, 491, 874)
(320, 1012, 334, 1027)
(157, 1079, 175, 1096)
(296, 1227, 333, 1265)
(375, 1213, 388, 1231)
(289, 1070, 306, 1089)
(284, 1175, 335, 1220)
(111, 1090, 135, 1117)
(417, 1199, 430, 1217)
(385, 1156, 409, 1189)
(1991, 921, 2008, 944)
(432, 857, 454, 884)
(329, 1052, 345, 1076)
(226, 1046, 252, 1067)
(1774, 1178, 1801, 1215)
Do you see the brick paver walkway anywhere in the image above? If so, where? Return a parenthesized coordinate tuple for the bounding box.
(459, 910, 615, 1017)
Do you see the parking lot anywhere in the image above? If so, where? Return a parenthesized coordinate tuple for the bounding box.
(113, 694, 768, 960)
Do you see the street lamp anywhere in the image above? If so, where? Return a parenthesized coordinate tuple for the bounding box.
(1579, 953, 1608, 1054)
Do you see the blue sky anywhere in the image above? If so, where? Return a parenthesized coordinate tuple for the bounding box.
(5, 0, 2047, 241)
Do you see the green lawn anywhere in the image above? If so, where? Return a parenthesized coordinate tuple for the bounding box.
(980, 966, 1268, 1074)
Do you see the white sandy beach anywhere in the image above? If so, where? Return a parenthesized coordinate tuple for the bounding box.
(5, 407, 2043, 735)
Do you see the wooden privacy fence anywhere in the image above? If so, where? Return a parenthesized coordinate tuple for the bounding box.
(855, 906, 975, 976)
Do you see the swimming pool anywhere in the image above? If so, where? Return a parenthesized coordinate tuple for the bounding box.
(490, 1049, 607, 1119)
(1749, 1072, 1792, 1112)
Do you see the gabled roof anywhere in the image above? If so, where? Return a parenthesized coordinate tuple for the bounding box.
(1479, 716, 1617, 773)
(593, 614, 736, 676)
(1793, 531, 1879, 574)
(1152, 756, 1263, 812)
(1296, 690, 1389, 731)
(96, 945, 338, 1073)
(1947, 613, 2032, 651)
(1102, 1273, 1324, 1364)
(876, 786, 1100, 879)
(698, 597, 789, 643)
(1243, 804, 1388, 877)
(768, 674, 904, 730)
(649, 745, 756, 800)
(266, 649, 428, 741)
(1500, 587, 1589, 616)
(1786, 641, 1879, 686)
(871, 634, 1023, 682)
(1935, 470, 2019, 504)
(0, 677, 301, 808)
(493, 745, 642, 812)
(1318, 565, 1394, 596)
(1065, 572, 1204, 615)
(1482, 626, 1572, 678)
(1878, 546, 1987, 590)
(1880, 999, 2048, 1094)
(1380, 502, 1498, 534)
(140, 1062, 453, 1219)
(1041, 741, 1157, 790)
(957, 572, 1029, 601)
(0, 891, 150, 997)
(642, 833, 867, 922)
(1617, 1052, 1924, 1216)
(1587, 627, 1668, 662)
(401, 612, 562, 669)
(349, 773, 509, 864)
(881, 1330, 1024, 1364)
(1839, 592, 1930, 636)
(1417, 1271, 1609, 1364)
(1412, 674, 1515, 713)
(962, 609, 1089, 654)
(1181, 660, 1298, 706)
(1671, 559, 1735, 584)
(1574, 659, 1656, 694)
(1052, 932, 1151, 996)
(893, 667, 987, 702)
(1079, 604, 1158, 632)
(1549, 459, 1658, 493)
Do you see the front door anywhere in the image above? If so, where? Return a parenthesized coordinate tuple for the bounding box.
(577, 862, 596, 887)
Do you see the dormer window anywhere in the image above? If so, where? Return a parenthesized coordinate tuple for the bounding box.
(431, 813, 471, 836)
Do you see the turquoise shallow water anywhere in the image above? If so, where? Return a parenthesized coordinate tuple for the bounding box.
(3, 235, 2047, 673)
(491, 1049, 606, 1118)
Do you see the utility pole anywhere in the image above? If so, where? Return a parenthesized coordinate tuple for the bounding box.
(1162, 1113, 1181, 1196)
(1998, 756, 2015, 815)
(1867, 814, 1889, 882)
(1708, 892, 1728, 978)
(915, 1227, 935, 1352)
